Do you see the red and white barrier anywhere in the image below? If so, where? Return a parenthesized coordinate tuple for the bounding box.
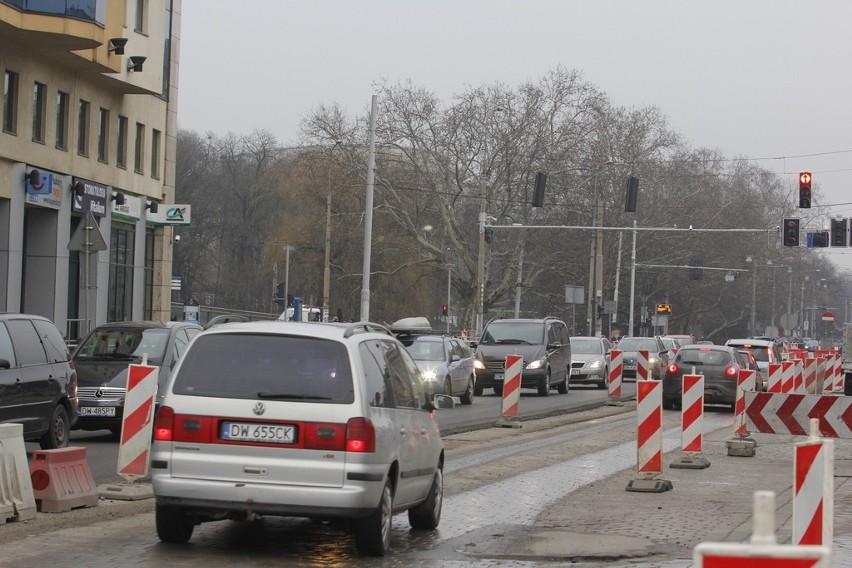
(766, 363, 782, 393)
(694, 490, 831, 567)
(781, 360, 794, 393)
(745, 391, 852, 438)
(831, 354, 841, 392)
(117, 363, 159, 481)
(681, 374, 704, 453)
(637, 379, 662, 474)
(794, 359, 804, 394)
(733, 369, 756, 437)
(815, 357, 826, 394)
(608, 350, 622, 399)
(500, 354, 522, 420)
(804, 357, 816, 394)
(794, 419, 834, 548)
(636, 349, 650, 381)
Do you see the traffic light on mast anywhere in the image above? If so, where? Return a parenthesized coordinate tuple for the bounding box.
(782, 218, 800, 247)
(441, 305, 449, 316)
(798, 172, 812, 208)
(831, 218, 848, 247)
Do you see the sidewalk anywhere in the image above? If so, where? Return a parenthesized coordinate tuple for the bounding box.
(444, 403, 852, 566)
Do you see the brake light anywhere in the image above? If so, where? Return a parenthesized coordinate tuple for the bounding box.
(154, 406, 175, 441)
(725, 366, 738, 378)
(304, 422, 346, 451)
(345, 417, 376, 453)
(667, 363, 679, 375)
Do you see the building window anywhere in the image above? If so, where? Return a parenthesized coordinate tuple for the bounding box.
(135, 0, 148, 34)
(97, 108, 109, 162)
(55, 91, 69, 149)
(117, 115, 128, 168)
(134, 122, 144, 174)
(77, 99, 90, 156)
(108, 223, 135, 322)
(143, 229, 154, 319)
(32, 82, 46, 143)
(3, 70, 18, 134)
(151, 129, 161, 179)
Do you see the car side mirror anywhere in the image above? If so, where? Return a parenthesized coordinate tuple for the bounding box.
(0, 358, 10, 370)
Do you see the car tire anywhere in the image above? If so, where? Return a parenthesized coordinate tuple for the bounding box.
(557, 369, 569, 394)
(597, 367, 608, 389)
(443, 377, 453, 397)
(474, 382, 484, 396)
(460, 376, 474, 405)
(355, 479, 393, 556)
(538, 370, 551, 397)
(39, 405, 70, 449)
(493, 383, 503, 396)
(155, 505, 195, 543)
(408, 467, 443, 530)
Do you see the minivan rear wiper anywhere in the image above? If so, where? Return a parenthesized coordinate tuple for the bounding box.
(256, 392, 333, 400)
(494, 339, 531, 344)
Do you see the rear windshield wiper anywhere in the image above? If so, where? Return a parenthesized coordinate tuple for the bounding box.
(494, 339, 531, 344)
(256, 392, 333, 400)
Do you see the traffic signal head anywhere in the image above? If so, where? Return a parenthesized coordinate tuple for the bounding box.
(782, 218, 800, 247)
(831, 218, 848, 247)
(441, 305, 448, 316)
(798, 171, 812, 208)
(484, 227, 494, 243)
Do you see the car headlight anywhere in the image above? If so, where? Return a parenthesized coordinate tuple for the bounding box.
(525, 358, 545, 370)
(420, 369, 438, 381)
(649, 356, 658, 365)
(474, 359, 485, 370)
(587, 360, 602, 370)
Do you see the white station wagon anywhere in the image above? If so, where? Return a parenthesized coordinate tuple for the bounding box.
(150, 320, 454, 556)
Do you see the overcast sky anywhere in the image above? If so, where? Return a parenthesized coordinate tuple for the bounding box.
(178, 0, 852, 272)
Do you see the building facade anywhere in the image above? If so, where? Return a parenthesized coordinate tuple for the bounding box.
(0, 0, 183, 341)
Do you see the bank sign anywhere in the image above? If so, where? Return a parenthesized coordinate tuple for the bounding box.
(146, 204, 192, 226)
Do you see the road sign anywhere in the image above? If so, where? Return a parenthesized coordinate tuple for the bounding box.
(67, 211, 107, 252)
(821, 312, 834, 322)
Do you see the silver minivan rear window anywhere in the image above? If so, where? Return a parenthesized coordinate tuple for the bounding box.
(172, 334, 354, 403)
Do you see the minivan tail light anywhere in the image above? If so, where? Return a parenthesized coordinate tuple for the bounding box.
(345, 417, 376, 453)
(667, 363, 679, 375)
(154, 406, 175, 441)
(725, 365, 738, 378)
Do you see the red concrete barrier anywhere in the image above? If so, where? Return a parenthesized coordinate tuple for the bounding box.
(29, 447, 98, 513)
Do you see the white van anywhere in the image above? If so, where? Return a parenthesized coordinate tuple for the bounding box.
(278, 306, 322, 322)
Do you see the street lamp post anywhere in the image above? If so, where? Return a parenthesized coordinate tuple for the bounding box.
(284, 244, 294, 315)
(746, 256, 757, 335)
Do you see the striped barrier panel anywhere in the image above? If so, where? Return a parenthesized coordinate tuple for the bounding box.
(744, 391, 852, 438)
(733, 369, 756, 436)
(794, 359, 804, 394)
(767, 363, 782, 393)
(117, 363, 159, 480)
(794, 419, 834, 548)
(608, 350, 622, 399)
(636, 379, 663, 475)
(804, 357, 816, 395)
(681, 374, 704, 453)
(500, 354, 522, 419)
(636, 349, 650, 381)
(781, 360, 794, 393)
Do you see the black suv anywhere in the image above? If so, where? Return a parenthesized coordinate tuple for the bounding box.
(0, 313, 78, 448)
(473, 317, 572, 396)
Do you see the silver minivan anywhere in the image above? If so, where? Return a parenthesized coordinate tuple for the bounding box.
(150, 320, 453, 556)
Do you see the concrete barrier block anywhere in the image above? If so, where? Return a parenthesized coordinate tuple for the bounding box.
(29, 446, 98, 513)
(0, 423, 37, 523)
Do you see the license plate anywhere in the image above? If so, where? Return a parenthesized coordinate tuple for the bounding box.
(494, 373, 504, 382)
(78, 406, 116, 417)
(624, 365, 636, 371)
(570, 369, 582, 375)
(221, 422, 296, 444)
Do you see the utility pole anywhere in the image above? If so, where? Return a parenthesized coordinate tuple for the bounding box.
(476, 209, 486, 336)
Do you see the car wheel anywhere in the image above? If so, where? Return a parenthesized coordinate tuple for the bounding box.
(557, 369, 569, 394)
(538, 370, 551, 397)
(39, 405, 70, 449)
(408, 467, 443, 530)
(156, 504, 195, 543)
(474, 382, 484, 396)
(443, 377, 453, 397)
(460, 376, 474, 405)
(493, 383, 503, 396)
(355, 479, 393, 556)
(597, 367, 609, 389)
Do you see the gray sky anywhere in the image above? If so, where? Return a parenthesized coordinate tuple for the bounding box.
(178, 0, 852, 272)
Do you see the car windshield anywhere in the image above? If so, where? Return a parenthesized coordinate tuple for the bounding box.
(570, 338, 602, 354)
(74, 328, 169, 362)
(661, 338, 675, 349)
(172, 333, 354, 403)
(615, 338, 658, 352)
(403, 340, 446, 363)
(736, 346, 770, 362)
(678, 349, 732, 366)
(480, 323, 543, 345)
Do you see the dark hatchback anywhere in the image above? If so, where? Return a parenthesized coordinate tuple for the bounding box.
(662, 344, 753, 410)
(71, 321, 202, 435)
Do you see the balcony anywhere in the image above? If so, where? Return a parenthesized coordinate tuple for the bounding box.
(1, 0, 105, 25)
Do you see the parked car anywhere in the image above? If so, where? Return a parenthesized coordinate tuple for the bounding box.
(723, 338, 782, 389)
(569, 336, 612, 388)
(72, 321, 202, 436)
(391, 317, 476, 404)
(150, 320, 454, 556)
(0, 313, 78, 448)
(614, 336, 670, 380)
(473, 317, 571, 396)
(662, 344, 754, 409)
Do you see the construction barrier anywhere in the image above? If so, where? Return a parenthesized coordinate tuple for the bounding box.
(831, 354, 841, 392)
(500, 354, 522, 422)
(794, 419, 834, 547)
(794, 359, 804, 394)
(782, 360, 794, 393)
(626, 379, 671, 492)
(767, 363, 782, 393)
(608, 349, 622, 399)
(636, 349, 650, 381)
(788, 348, 807, 361)
(0, 424, 36, 523)
(29, 447, 98, 513)
(671, 374, 710, 469)
(694, 490, 831, 567)
(815, 357, 826, 394)
(117, 363, 159, 481)
(744, 391, 852, 438)
(804, 357, 816, 395)
(733, 369, 756, 436)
